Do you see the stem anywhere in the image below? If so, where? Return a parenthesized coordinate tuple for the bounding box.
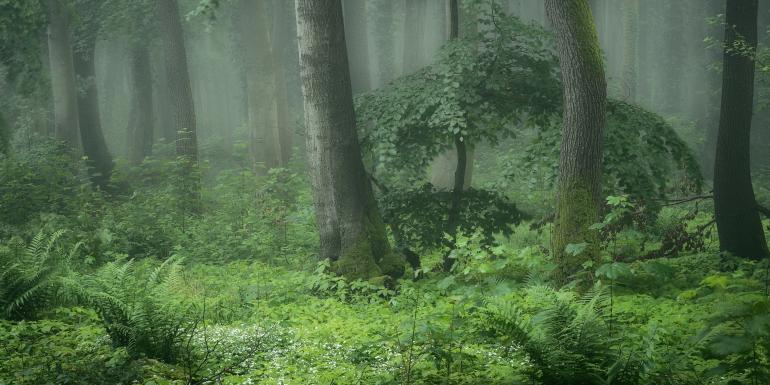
(443, 135, 467, 271)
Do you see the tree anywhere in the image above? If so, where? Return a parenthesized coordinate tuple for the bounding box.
(47, 0, 82, 153)
(545, 0, 607, 284)
(621, 0, 638, 102)
(713, 0, 769, 260)
(295, 0, 404, 280)
(127, 44, 154, 165)
(73, 0, 114, 188)
(157, 0, 197, 163)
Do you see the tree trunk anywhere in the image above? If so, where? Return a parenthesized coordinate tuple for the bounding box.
(157, 0, 197, 163)
(441, 0, 467, 272)
(296, 0, 404, 280)
(713, 0, 769, 260)
(621, 0, 638, 102)
(271, 0, 294, 165)
(74, 36, 114, 189)
(546, 0, 607, 284)
(127, 44, 154, 165)
(47, 0, 81, 153)
(430, 0, 476, 195)
(253, 0, 283, 171)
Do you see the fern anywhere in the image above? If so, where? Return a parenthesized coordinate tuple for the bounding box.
(78, 255, 196, 362)
(0, 230, 80, 319)
(484, 284, 649, 385)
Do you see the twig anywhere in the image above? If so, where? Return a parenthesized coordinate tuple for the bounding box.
(661, 195, 713, 207)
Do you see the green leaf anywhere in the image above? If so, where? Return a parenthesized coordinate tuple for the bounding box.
(564, 243, 588, 257)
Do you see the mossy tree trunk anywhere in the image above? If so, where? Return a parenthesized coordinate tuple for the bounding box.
(713, 0, 769, 260)
(296, 0, 405, 280)
(545, 0, 607, 284)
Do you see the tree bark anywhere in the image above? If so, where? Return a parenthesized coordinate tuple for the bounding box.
(47, 0, 81, 153)
(545, 0, 607, 284)
(127, 44, 154, 165)
(157, 0, 197, 163)
(74, 36, 114, 189)
(713, 0, 769, 260)
(296, 0, 404, 280)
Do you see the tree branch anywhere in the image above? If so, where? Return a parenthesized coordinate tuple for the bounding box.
(660, 195, 713, 207)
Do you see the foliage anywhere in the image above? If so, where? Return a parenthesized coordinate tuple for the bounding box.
(0, 307, 140, 385)
(483, 285, 649, 385)
(0, 230, 81, 320)
(78, 256, 196, 362)
(0, 0, 46, 93)
(380, 183, 527, 251)
(524, 100, 703, 210)
(0, 140, 83, 227)
(355, 1, 559, 175)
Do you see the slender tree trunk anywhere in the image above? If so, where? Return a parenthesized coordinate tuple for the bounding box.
(441, 0, 467, 271)
(74, 37, 114, 189)
(271, 0, 294, 165)
(254, 0, 283, 170)
(296, 0, 404, 280)
(47, 0, 81, 153)
(546, 0, 607, 284)
(157, 0, 197, 163)
(127, 44, 154, 165)
(713, 0, 769, 260)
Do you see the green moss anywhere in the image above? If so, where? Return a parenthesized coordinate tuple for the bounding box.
(552, 184, 601, 284)
(333, 236, 383, 280)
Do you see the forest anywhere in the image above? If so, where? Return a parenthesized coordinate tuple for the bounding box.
(0, 0, 769, 384)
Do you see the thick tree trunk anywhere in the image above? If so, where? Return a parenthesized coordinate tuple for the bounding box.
(74, 37, 114, 189)
(157, 0, 197, 163)
(713, 0, 769, 260)
(47, 0, 81, 153)
(546, 0, 607, 284)
(127, 44, 154, 165)
(296, 0, 404, 280)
